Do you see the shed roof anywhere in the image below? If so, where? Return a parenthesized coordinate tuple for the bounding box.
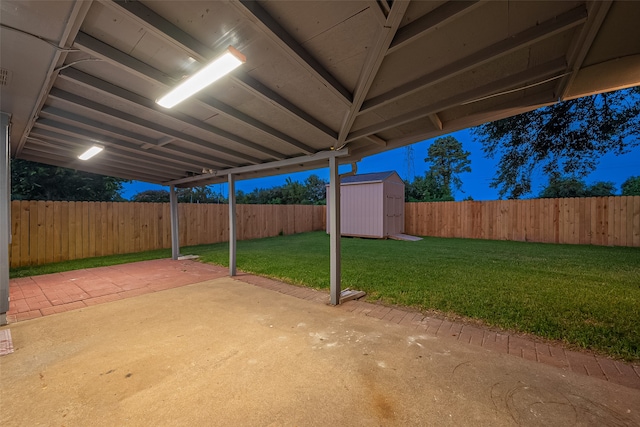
(341, 171, 401, 185)
(2, 1, 640, 186)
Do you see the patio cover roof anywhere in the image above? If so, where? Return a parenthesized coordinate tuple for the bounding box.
(1, 0, 640, 186)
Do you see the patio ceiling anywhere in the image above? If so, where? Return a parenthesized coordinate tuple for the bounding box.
(1, 0, 639, 187)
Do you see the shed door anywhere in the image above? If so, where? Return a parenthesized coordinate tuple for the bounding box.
(385, 195, 393, 236)
(385, 195, 403, 235)
(394, 195, 403, 233)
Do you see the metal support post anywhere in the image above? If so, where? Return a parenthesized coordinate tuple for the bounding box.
(1, 113, 11, 324)
(329, 155, 341, 305)
(169, 185, 180, 260)
(228, 174, 237, 276)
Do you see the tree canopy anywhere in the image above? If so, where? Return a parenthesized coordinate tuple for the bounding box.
(236, 175, 328, 205)
(131, 187, 226, 203)
(424, 136, 471, 193)
(538, 175, 616, 198)
(404, 172, 454, 202)
(405, 136, 470, 202)
(11, 159, 128, 201)
(472, 87, 640, 199)
(621, 176, 640, 196)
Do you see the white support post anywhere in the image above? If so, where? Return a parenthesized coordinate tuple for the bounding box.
(329, 155, 341, 305)
(169, 185, 180, 260)
(0, 113, 10, 325)
(228, 174, 237, 276)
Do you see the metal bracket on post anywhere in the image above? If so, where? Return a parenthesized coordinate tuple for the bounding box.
(228, 174, 237, 276)
(329, 155, 341, 305)
(169, 185, 180, 260)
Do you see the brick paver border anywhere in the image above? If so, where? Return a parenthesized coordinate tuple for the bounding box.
(233, 272, 640, 391)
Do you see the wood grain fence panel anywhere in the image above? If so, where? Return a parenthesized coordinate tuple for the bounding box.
(20, 201, 30, 265)
(44, 201, 55, 263)
(578, 198, 586, 245)
(93, 202, 102, 257)
(619, 197, 627, 247)
(60, 202, 69, 262)
(607, 196, 615, 246)
(9, 201, 20, 268)
(99, 202, 108, 255)
(632, 196, 640, 247)
(77, 202, 86, 259)
(403, 197, 639, 247)
(626, 196, 640, 246)
(589, 197, 597, 245)
(569, 198, 576, 244)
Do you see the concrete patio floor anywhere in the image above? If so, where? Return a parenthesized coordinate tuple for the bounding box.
(1, 260, 639, 425)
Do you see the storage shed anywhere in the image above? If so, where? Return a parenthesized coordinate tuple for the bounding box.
(326, 171, 405, 238)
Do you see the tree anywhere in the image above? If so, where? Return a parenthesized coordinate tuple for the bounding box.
(11, 159, 128, 201)
(539, 175, 616, 198)
(621, 176, 640, 196)
(233, 174, 327, 205)
(304, 175, 328, 205)
(405, 172, 454, 202)
(131, 186, 226, 203)
(539, 176, 587, 198)
(586, 181, 616, 197)
(131, 190, 170, 202)
(424, 136, 471, 195)
(472, 87, 640, 199)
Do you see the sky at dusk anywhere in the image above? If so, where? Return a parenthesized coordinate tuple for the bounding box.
(121, 128, 639, 201)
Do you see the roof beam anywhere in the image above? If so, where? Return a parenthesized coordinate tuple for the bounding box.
(15, 0, 93, 156)
(230, 0, 353, 105)
(29, 128, 198, 173)
(48, 88, 237, 168)
(107, 0, 328, 149)
(387, 1, 483, 55)
(20, 150, 166, 183)
(58, 68, 265, 164)
(41, 106, 159, 146)
(167, 148, 350, 186)
(35, 118, 219, 172)
(428, 114, 443, 131)
(337, 0, 410, 144)
(39, 106, 241, 168)
(229, 72, 337, 141)
(359, 5, 587, 115)
(24, 138, 175, 181)
(348, 57, 567, 142)
(73, 32, 290, 159)
(387, 91, 557, 149)
(369, 1, 388, 26)
(555, 1, 613, 100)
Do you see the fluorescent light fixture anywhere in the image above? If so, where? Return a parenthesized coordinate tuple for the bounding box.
(157, 46, 246, 108)
(78, 144, 104, 160)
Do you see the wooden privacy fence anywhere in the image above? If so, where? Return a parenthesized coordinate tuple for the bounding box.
(9, 201, 326, 268)
(405, 196, 640, 247)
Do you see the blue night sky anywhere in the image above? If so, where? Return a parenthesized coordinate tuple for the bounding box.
(121, 128, 640, 201)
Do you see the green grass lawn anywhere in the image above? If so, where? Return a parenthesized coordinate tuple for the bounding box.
(10, 231, 640, 361)
(9, 249, 172, 279)
(187, 232, 640, 361)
